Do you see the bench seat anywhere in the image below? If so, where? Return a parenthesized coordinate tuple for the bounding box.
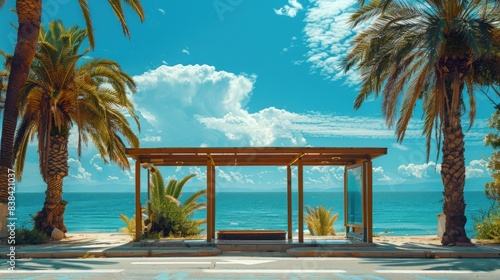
(217, 230, 286, 240)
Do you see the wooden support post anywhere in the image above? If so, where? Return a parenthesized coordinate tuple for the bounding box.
(365, 160, 373, 243)
(212, 164, 216, 240)
(298, 158, 304, 243)
(287, 165, 292, 240)
(147, 169, 150, 200)
(344, 167, 348, 235)
(135, 160, 141, 241)
(207, 159, 213, 242)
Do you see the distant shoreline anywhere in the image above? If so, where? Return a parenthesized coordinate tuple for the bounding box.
(13, 190, 487, 194)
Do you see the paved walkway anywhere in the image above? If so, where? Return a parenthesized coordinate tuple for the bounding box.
(2, 238, 499, 259)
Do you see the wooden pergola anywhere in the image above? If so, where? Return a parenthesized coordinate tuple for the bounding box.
(126, 147, 387, 242)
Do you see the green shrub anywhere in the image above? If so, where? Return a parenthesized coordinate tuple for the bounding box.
(150, 198, 202, 237)
(14, 228, 50, 244)
(147, 168, 206, 237)
(119, 167, 206, 239)
(474, 204, 500, 242)
(141, 231, 162, 240)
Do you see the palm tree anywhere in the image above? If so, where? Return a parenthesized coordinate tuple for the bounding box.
(10, 20, 139, 235)
(343, 0, 500, 245)
(304, 205, 339, 236)
(147, 166, 207, 236)
(0, 0, 145, 237)
(149, 167, 207, 220)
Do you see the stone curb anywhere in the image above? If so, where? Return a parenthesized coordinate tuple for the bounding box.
(8, 249, 499, 259)
(7, 247, 222, 259)
(286, 248, 500, 258)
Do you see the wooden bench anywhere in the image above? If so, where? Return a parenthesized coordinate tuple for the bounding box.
(217, 230, 286, 240)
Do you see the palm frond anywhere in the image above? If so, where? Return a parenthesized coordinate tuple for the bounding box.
(343, 0, 500, 159)
(164, 195, 181, 206)
(173, 173, 197, 199)
(119, 213, 139, 238)
(304, 205, 339, 236)
(77, 0, 94, 48)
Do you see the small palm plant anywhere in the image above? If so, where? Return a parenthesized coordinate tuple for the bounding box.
(149, 168, 206, 218)
(148, 167, 207, 236)
(120, 166, 206, 238)
(304, 205, 339, 236)
(119, 213, 143, 239)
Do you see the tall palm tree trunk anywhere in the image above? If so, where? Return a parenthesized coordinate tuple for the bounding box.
(439, 56, 472, 246)
(0, 0, 42, 237)
(34, 135, 69, 236)
(440, 113, 470, 245)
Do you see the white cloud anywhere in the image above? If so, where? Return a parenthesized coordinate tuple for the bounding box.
(398, 159, 490, 181)
(274, 0, 303, 18)
(218, 169, 232, 182)
(392, 143, 410, 151)
(398, 162, 441, 179)
(123, 169, 134, 181)
(182, 48, 190, 55)
(197, 108, 427, 146)
(141, 135, 161, 142)
(158, 8, 165, 15)
(93, 164, 102, 171)
(90, 154, 103, 171)
(372, 166, 393, 182)
(132, 64, 256, 146)
(133, 64, 254, 119)
(466, 159, 488, 178)
(305, 166, 344, 186)
(282, 36, 298, 53)
(68, 158, 92, 182)
(303, 0, 360, 84)
(189, 166, 206, 181)
(230, 171, 244, 183)
(131, 64, 489, 149)
(107, 176, 119, 181)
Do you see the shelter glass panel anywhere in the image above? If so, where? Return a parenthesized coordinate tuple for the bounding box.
(346, 165, 363, 226)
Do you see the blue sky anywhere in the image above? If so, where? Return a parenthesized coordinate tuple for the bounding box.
(0, 0, 496, 193)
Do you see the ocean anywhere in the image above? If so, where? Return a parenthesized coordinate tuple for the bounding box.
(11, 191, 492, 237)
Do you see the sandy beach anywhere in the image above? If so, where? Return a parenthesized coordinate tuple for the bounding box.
(60, 232, 448, 246)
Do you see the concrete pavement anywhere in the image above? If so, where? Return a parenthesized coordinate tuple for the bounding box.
(2, 238, 499, 259)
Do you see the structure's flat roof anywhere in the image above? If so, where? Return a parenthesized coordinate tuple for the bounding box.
(126, 147, 387, 166)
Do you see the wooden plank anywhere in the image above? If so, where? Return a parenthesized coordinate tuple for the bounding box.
(126, 147, 388, 167)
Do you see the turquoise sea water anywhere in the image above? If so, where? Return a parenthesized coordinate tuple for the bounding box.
(11, 191, 492, 237)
